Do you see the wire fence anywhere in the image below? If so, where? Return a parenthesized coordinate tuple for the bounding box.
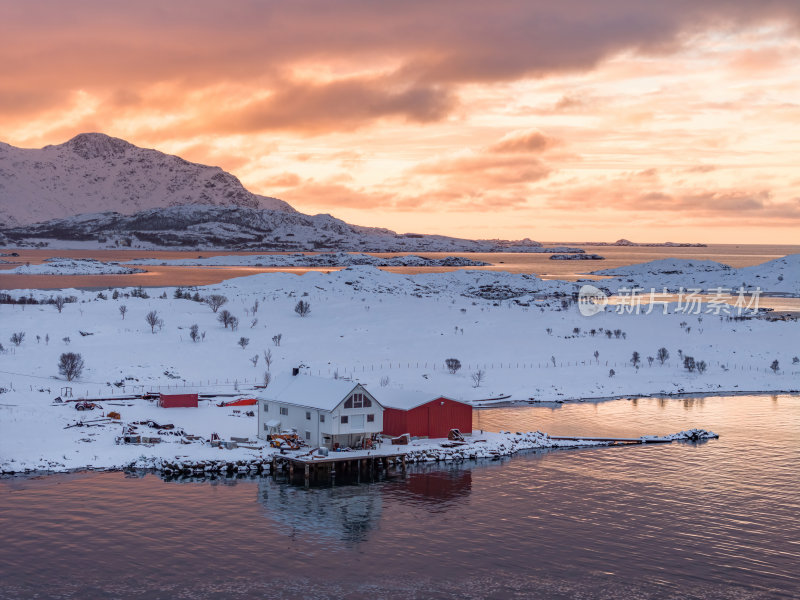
(2, 360, 798, 399)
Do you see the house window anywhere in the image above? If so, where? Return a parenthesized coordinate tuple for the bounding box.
(367, 414, 374, 423)
(305, 431, 311, 440)
(340, 415, 349, 424)
(345, 393, 371, 409)
(320, 414, 325, 423)
(279, 407, 288, 416)
(263, 424, 268, 431)
(263, 403, 268, 412)
(306, 411, 311, 420)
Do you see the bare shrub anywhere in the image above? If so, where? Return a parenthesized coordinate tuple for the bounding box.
(58, 352, 85, 381)
(445, 358, 462, 374)
(206, 294, 228, 313)
(294, 300, 311, 317)
(471, 369, 485, 387)
(145, 310, 162, 333)
(263, 349, 272, 370)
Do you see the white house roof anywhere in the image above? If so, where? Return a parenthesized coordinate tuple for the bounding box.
(260, 374, 364, 411)
(378, 388, 460, 410)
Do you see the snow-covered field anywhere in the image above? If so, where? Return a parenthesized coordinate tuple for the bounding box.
(0, 258, 797, 474)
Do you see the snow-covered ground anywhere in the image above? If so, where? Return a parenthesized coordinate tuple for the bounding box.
(7, 257, 144, 275)
(0, 259, 796, 474)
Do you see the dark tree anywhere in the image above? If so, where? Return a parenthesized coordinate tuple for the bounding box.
(189, 324, 200, 342)
(54, 296, 66, 313)
(238, 336, 250, 350)
(631, 351, 641, 367)
(58, 352, 85, 381)
(683, 356, 696, 372)
(10, 332, 25, 346)
(294, 300, 311, 317)
(218, 309, 234, 329)
(206, 294, 228, 313)
(119, 304, 128, 320)
(770, 360, 780, 374)
(145, 310, 162, 333)
(657, 347, 669, 365)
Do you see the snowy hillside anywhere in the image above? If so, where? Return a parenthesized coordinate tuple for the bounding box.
(0, 203, 584, 253)
(0, 133, 293, 227)
(591, 255, 800, 295)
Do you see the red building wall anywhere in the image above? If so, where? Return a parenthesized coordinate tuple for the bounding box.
(159, 393, 199, 408)
(383, 397, 472, 438)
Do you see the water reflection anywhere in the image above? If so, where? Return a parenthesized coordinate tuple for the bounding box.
(1, 394, 799, 599)
(258, 478, 384, 543)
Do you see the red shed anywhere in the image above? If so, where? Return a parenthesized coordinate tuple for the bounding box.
(158, 393, 199, 408)
(381, 390, 472, 439)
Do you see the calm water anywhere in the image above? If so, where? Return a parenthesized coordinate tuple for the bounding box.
(0, 243, 797, 289)
(1, 394, 798, 599)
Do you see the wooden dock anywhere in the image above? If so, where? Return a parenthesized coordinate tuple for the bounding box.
(272, 451, 408, 486)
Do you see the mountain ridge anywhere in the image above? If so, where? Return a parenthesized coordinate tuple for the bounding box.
(0, 133, 293, 227)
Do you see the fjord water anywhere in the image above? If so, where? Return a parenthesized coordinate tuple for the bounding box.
(1, 243, 797, 289)
(1, 394, 798, 599)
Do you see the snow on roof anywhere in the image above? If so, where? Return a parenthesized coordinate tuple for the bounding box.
(260, 373, 362, 411)
(378, 387, 461, 410)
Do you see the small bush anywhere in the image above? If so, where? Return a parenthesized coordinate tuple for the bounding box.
(294, 300, 311, 317)
(445, 358, 462, 374)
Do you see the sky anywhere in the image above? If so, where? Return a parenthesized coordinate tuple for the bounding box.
(2, 1, 800, 244)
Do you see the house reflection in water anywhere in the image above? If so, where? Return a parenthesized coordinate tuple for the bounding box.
(257, 465, 474, 543)
(386, 465, 472, 511)
(257, 478, 383, 543)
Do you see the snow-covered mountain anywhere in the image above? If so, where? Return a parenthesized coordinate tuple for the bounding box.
(0, 133, 293, 227)
(0, 203, 581, 252)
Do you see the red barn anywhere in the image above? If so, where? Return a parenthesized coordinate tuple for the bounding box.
(380, 390, 472, 439)
(158, 393, 199, 408)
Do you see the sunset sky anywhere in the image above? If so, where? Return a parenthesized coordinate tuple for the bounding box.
(2, 1, 799, 243)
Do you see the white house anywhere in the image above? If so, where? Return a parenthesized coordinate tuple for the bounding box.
(257, 373, 384, 449)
